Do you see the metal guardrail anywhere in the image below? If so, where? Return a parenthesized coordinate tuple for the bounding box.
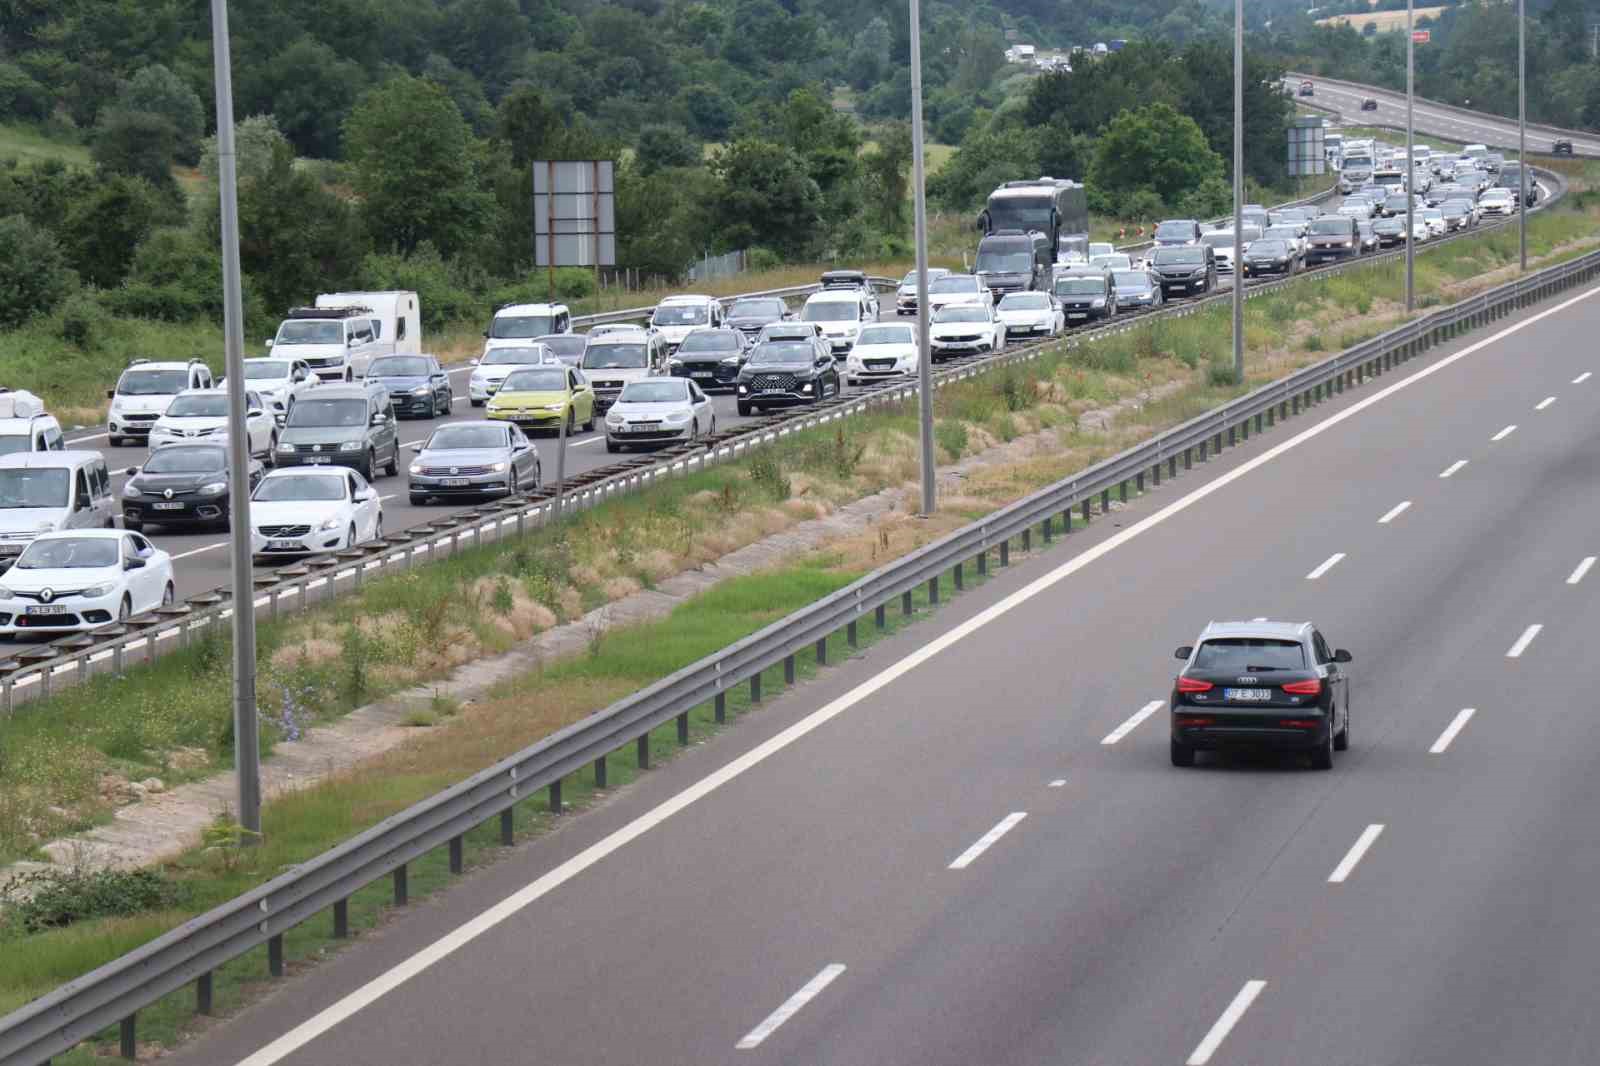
(3, 179, 1597, 1064)
(0, 160, 1568, 714)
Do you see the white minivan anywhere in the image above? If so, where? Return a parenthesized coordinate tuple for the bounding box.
(649, 295, 724, 352)
(0, 451, 118, 571)
(799, 290, 870, 353)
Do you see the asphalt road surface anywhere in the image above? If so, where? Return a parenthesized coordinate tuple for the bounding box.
(155, 228, 1600, 1064)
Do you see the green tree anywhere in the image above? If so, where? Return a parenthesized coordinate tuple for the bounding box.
(677, 83, 737, 140)
(342, 75, 490, 257)
(635, 124, 701, 176)
(860, 122, 911, 236)
(926, 124, 1037, 212)
(708, 139, 823, 259)
(109, 227, 227, 324)
(239, 38, 367, 159)
(616, 161, 717, 277)
(0, 214, 75, 327)
(121, 64, 205, 164)
(0, 62, 50, 122)
(1090, 103, 1224, 209)
(200, 114, 292, 185)
(91, 109, 179, 190)
(60, 174, 173, 289)
(846, 16, 892, 91)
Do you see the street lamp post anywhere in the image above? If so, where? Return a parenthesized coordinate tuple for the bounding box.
(1405, 0, 1415, 313)
(1519, 0, 1528, 271)
(909, 0, 935, 516)
(1232, 0, 1243, 384)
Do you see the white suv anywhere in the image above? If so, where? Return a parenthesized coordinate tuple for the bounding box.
(649, 295, 723, 352)
(0, 390, 63, 455)
(106, 359, 213, 447)
(799, 291, 869, 353)
(482, 303, 572, 360)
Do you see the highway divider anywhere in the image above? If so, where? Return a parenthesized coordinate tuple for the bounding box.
(3, 178, 1596, 1066)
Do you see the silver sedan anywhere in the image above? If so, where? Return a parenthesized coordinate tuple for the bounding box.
(407, 421, 541, 504)
(604, 378, 716, 452)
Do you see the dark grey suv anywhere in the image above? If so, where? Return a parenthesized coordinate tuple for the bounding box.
(1149, 245, 1216, 297)
(274, 382, 400, 481)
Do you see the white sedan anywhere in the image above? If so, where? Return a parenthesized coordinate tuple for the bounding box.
(844, 322, 919, 386)
(1479, 188, 1518, 216)
(604, 378, 715, 452)
(928, 303, 1006, 361)
(148, 388, 278, 461)
(250, 466, 383, 558)
(226, 357, 318, 422)
(0, 529, 174, 634)
(996, 292, 1064, 338)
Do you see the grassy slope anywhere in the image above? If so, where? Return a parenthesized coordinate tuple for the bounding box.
(0, 124, 90, 167)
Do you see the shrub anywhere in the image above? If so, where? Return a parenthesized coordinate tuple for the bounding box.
(748, 451, 790, 501)
(0, 215, 76, 328)
(0, 867, 181, 934)
(1305, 333, 1325, 352)
(1207, 361, 1239, 388)
(935, 419, 969, 459)
(553, 267, 596, 300)
(360, 243, 478, 330)
(58, 290, 109, 349)
(747, 247, 782, 272)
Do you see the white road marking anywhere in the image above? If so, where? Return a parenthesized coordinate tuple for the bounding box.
(735, 964, 847, 1050)
(1048, 779, 1066, 788)
(1305, 552, 1345, 580)
(1439, 460, 1468, 478)
(1568, 557, 1596, 585)
(1535, 396, 1556, 411)
(1506, 624, 1543, 658)
(1430, 708, 1477, 754)
(1188, 980, 1267, 1065)
(173, 542, 227, 560)
(1573, 372, 1591, 384)
(1378, 500, 1411, 524)
(222, 282, 1600, 1066)
(1328, 824, 1385, 883)
(948, 812, 1027, 870)
(1101, 700, 1165, 745)
(1491, 424, 1517, 442)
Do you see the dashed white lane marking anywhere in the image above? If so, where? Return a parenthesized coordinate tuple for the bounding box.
(1439, 460, 1468, 478)
(173, 542, 227, 560)
(1568, 557, 1596, 585)
(1048, 779, 1066, 788)
(1506, 624, 1543, 658)
(1491, 424, 1517, 442)
(735, 964, 847, 1049)
(1328, 824, 1385, 883)
(1188, 980, 1267, 1065)
(1306, 552, 1346, 580)
(1101, 701, 1165, 746)
(1430, 708, 1477, 754)
(1572, 372, 1591, 384)
(948, 812, 1027, 870)
(1378, 500, 1411, 524)
(1535, 396, 1556, 411)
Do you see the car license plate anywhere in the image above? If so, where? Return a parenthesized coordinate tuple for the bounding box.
(630, 423, 660, 433)
(266, 539, 302, 551)
(691, 370, 713, 378)
(152, 502, 185, 510)
(1067, 312, 1087, 319)
(441, 478, 471, 487)
(305, 456, 331, 464)
(758, 387, 784, 394)
(1224, 688, 1273, 702)
(26, 605, 68, 615)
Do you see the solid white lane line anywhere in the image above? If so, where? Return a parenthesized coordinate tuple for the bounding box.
(1328, 824, 1385, 884)
(1506, 624, 1543, 658)
(1573, 372, 1591, 384)
(1378, 500, 1411, 524)
(1187, 980, 1267, 1066)
(173, 542, 228, 560)
(1491, 424, 1517, 442)
(1101, 700, 1165, 745)
(1535, 396, 1557, 411)
(1048, 779, 1066, 788)
(1568, 557, 1596, 585)
(224, 282, 1600, 1066)
(948, 812, 1027, 870)
(1305, 552, 1345, 580)
(735, 964, 846, 1050)
(1439, 460, 1468, 478)
(1430, 708, 1477, 754)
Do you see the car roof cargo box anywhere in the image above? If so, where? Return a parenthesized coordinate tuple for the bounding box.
(820, 270, 868, 288)
(0, 389, 45, 419)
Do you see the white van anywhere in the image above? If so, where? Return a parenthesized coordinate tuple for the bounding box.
(106, 359, 214, 446)
(482, 303, 572, 360)
(800, 290, 870, 353)
(0, 451, 118, 570)
(266, 291, 421, 382)
(649, 295, 724, 352)
(0, 390, 63, 455)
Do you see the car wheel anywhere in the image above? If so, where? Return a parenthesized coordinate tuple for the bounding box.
(1170, 740, 1196, 768)
(566, 409, 576, 438)
(346, 523, 358, 549)
(361, 451, 374, 482)
(605, 438, 619, 453)
(117, 595, 131, 624)
(690, 419, 699, 442)
(384, 447, 398, 477)
(471, 398, 485, 408)
(266, 433, 278, 466)
(374, 514, 383, 540)
(1310, 725, 1335, 770)
(109, 436, 123, 447)
(161, 582, 174, 608)
(1334, 707, 1350, 751)
(737, 401, 752, 416)
(124, 518, 143, 533)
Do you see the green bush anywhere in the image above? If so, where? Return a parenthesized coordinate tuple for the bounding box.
(552, 267, 596, 300)
(0, 215, 76, 328)
(748, 451, 790, 501)
(1206, 361, 1238, 388)
(57, 289, 109, 348)
(361, 243, 478, 330)
(747, 247, 782, 272)
(1, 867, 181, 934)
(935, 419, 969, 458)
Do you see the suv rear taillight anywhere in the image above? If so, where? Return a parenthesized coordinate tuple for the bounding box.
(1281, 678, 1323, 696)
(1176, 677, 1213, 693)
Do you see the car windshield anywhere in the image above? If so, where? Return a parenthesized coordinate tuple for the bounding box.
(929, 276, 979, 293)
(801, 301, 859, 323)
(0, 468, 68, 508)
(254, 475, 346, 502)
(426, 425, 508, 450)
(856, 325, 913, 345)
(619, 381, 690, 403)
(582, 345, 648, 370)
(243, 361, 289, 380)
(118, 370, 190, 396)
(1000, 294, 1050, 309)
(1054, 278, 1105, 295)
(286, 399, 367, 428)
(489, 314, 554, 339)
(1153, 248, 1203, 265)
(500, 368, 568, 391)
(1199, 233, 1236, 248)
(369, 357, 430, 376)
(678, 331, 740, 353)
(275, 321, 341, 344)
(727, 298, 786, 318)
(1264, 227, 1299, 240)
(1114, 272, 1153, 289)
(482, 346, 550, 366)
(1155, 221, 1195, 240)
(935, 307, 988, 323)
(749, 342, 815, 365)
(1250, 240, 1290, 256)
(15, 537, 118, 569)
(1310, 219, 1352, 235)
(164, 394, 228, 418)
(0, 436, 30, 456)
(975, 251, 1034, 273)
(1193, 638, 1306, 671)
(652, 305, 708, 326)
(899, 270, 947, 286)
(536, 336, 586, 360)
(1091, 255, 1131, 268)
(143, 446, 225, 474)
(1422, 209, 1443, 220)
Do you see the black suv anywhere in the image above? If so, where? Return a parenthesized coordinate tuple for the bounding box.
(723, 296, 791, 342)
(1149, 245, 1216, 296)
(735, 339, 840, 416)
(122, 442, 264, 532)
(1170, 621, 1352, 770)
(1553, 138, 1574, 156)
(667, 327, 748, 391)
(1051, 269, 1116, 322)
(275, 382, 400, 481)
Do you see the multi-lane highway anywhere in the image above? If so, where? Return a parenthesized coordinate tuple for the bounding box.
(153, 241, 1600, 1063)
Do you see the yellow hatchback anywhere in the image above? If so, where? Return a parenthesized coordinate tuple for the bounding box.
(485, 366, 596, 435)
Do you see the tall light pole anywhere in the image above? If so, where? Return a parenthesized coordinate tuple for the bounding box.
(1405, 0, 1415, 312)
(208, 0, 260, 841)
(1232, 0, 1243, 384)
(909, 0, 935, 516)
(1519, 0, 1528, 271)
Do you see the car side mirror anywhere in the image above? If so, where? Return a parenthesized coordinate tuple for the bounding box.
(264, 339, 274, 348)
(124, 467, 139, 476)
(1334, 649, 1353, 663)
(372, 413, 388, 425)
(124, 557, 146, 570)
(1174, 646, 1193, 660)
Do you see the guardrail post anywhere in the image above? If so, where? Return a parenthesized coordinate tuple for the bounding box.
(1198, 440, 1208, 462)
(1183, 447, 1192, 471)
(269, 933, 284, 977)
(784, 654, 796, 685)
(816, 636, 828, 665)
(975, 549, 987, 578)
(1227, 427, 1236, 448)
(1081, 500, 1092, 526)
(1101, 488, 1111, 512)
(120, 1015, 136, 1060)
(2, 677, 11, 715)
(1042, 515, 1052, 544)
(549, 779, 563, 813)
(638, 733, 652, 767)
(677, 709, 691, 744)
(1135, 471, 1144, 493)
(394, 864, 408, 906)
(713, 692, 726, 724)
(1213, 431, 1224, 453)
(902, 590, 914, 615)
(449, 835, 463, 874)
(953, 561, 964, 591)
(1291, 394, 1300, 415)
(750, 672, 763, 703)
(1152, 461, 1161, 487)
(928, 576, 940, 605)
(334, 898, 349, 938)
(1169, 454, 1178, 477)
(500, 809, 514, 845)
(998, 540, 1010, 567)
(876, 602, 889, 627)
(197, 971, 213, 1015)
(1335, 373, 1344, 395)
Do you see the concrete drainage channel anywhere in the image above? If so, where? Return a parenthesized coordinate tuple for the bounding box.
(0, 165, 1567, 713)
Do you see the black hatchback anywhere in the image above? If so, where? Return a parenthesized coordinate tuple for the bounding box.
(122, 442, 264, 532)
(1170, 621, 1352, 769)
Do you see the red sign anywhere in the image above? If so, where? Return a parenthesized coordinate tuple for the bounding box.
(1412, 29, 1431, 43)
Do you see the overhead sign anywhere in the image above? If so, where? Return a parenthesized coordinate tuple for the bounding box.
(1412, 29, 1430, 43)
(532, 160, 616, 268)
